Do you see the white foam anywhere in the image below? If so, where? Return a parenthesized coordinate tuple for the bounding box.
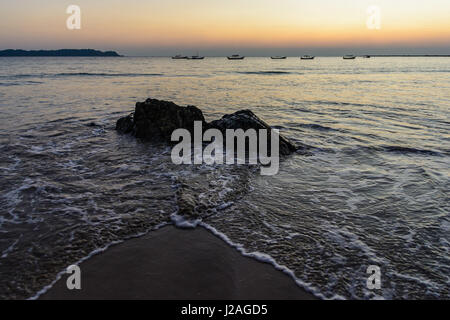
(216, 201, 234, 211)
(29, 222, 169, 300)
(324, 222, 389, 266)
(1, 236, 21, 259)
(198, 221, 338, 300)
(170, 213, 201, 229)
(28, 212, 358, 300)
(391, 270, 442, 295)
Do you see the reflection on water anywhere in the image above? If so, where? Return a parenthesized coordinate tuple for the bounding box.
(0, 57, 449, 299)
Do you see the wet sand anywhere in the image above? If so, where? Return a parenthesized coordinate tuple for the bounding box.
(40, 226, 316, 300)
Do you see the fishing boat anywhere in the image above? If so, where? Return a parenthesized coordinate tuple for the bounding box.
(227, 54, 245, 60)
(189, 56, 204, 60)
(172, 54, 188, 59)
(343, 55, 356, 60)
(363, 55, 371, 58)
(271, 56, 287, 59)
(188, 52, 205, 60)
(301, 55, 315, 60)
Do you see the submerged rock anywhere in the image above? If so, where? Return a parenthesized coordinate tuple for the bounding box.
(116, 98, 297, 155)
(176, 186, 198, 217)
(173, 166, 252, 220)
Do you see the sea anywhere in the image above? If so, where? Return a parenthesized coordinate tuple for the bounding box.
(0, 56, 449, 299)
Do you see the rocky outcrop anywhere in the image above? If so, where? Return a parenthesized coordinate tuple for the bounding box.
(116, 99, 206, 142)
(209, 109, 297, 156)
(116, 98, 297, 155)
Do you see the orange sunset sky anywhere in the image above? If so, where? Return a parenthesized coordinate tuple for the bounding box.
(1, 0, 449, 55)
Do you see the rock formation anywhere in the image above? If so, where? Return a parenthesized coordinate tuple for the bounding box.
(116, 98, 297, 155)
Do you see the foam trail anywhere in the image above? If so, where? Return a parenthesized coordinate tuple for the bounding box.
(170, 213, 202, 229)
(29, 222, 169, 300)
(197, 221, 339, 300)
(170, 213, 334, 299)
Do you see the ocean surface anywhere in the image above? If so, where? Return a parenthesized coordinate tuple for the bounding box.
(0, 57, 449, 299)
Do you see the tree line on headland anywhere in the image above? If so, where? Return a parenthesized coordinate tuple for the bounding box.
(0, 49, 121, 57)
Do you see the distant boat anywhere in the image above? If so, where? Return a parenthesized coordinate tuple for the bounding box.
(172, 54, 188, 59)
(271, 56, 287, 59)
(363, 55, 371, 58)
(188, 54, 205, 60)
(343, 55, 356, 60)
(227, 54, 245, 60)
(301, 55, 315, 60)
(188, 52, 205, 60)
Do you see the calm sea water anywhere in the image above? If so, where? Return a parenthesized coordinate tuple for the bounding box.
(0, 57, 449, 299)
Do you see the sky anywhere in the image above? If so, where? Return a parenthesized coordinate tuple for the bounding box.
(1, 0, 449, 56)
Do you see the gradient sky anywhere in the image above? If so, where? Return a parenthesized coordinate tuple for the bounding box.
(1, 0, 449, 56)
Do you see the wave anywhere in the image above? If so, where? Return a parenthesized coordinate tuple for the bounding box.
(55, 72, 164, 77)
(345, 145, 443, 157)
(295, 123, 339, 132)
(0, 72, 214, 80)
(308, 100, 385, 110)
(0, 81, 43, 86)
(198, 222, 331, 299)
(237, 71, 293, 75)
(29, 222, 170, 300)
(381, 145, 443, 156)
(0, 72, 164, 79)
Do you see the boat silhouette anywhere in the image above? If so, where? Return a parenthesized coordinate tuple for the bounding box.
(172, 54, 188, 60)
(188, 52, 205, 60)
(227, 54, 245, 60)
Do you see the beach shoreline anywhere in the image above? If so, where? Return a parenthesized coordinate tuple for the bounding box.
(39, 225, 317, 300)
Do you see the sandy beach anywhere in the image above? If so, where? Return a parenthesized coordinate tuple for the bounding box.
(40, 226, 316, 300)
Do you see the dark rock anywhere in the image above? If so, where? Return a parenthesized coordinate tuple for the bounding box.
(116, 98, 297, 155)
(115, 113, 134, 134)
(210, 109, 269, 131)
(86, 122, 102, 127)
(116, 99, 206, 142)
(209, 109, 297, 156)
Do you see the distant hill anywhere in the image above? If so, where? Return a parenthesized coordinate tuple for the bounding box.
(0, 49, 121, 57)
